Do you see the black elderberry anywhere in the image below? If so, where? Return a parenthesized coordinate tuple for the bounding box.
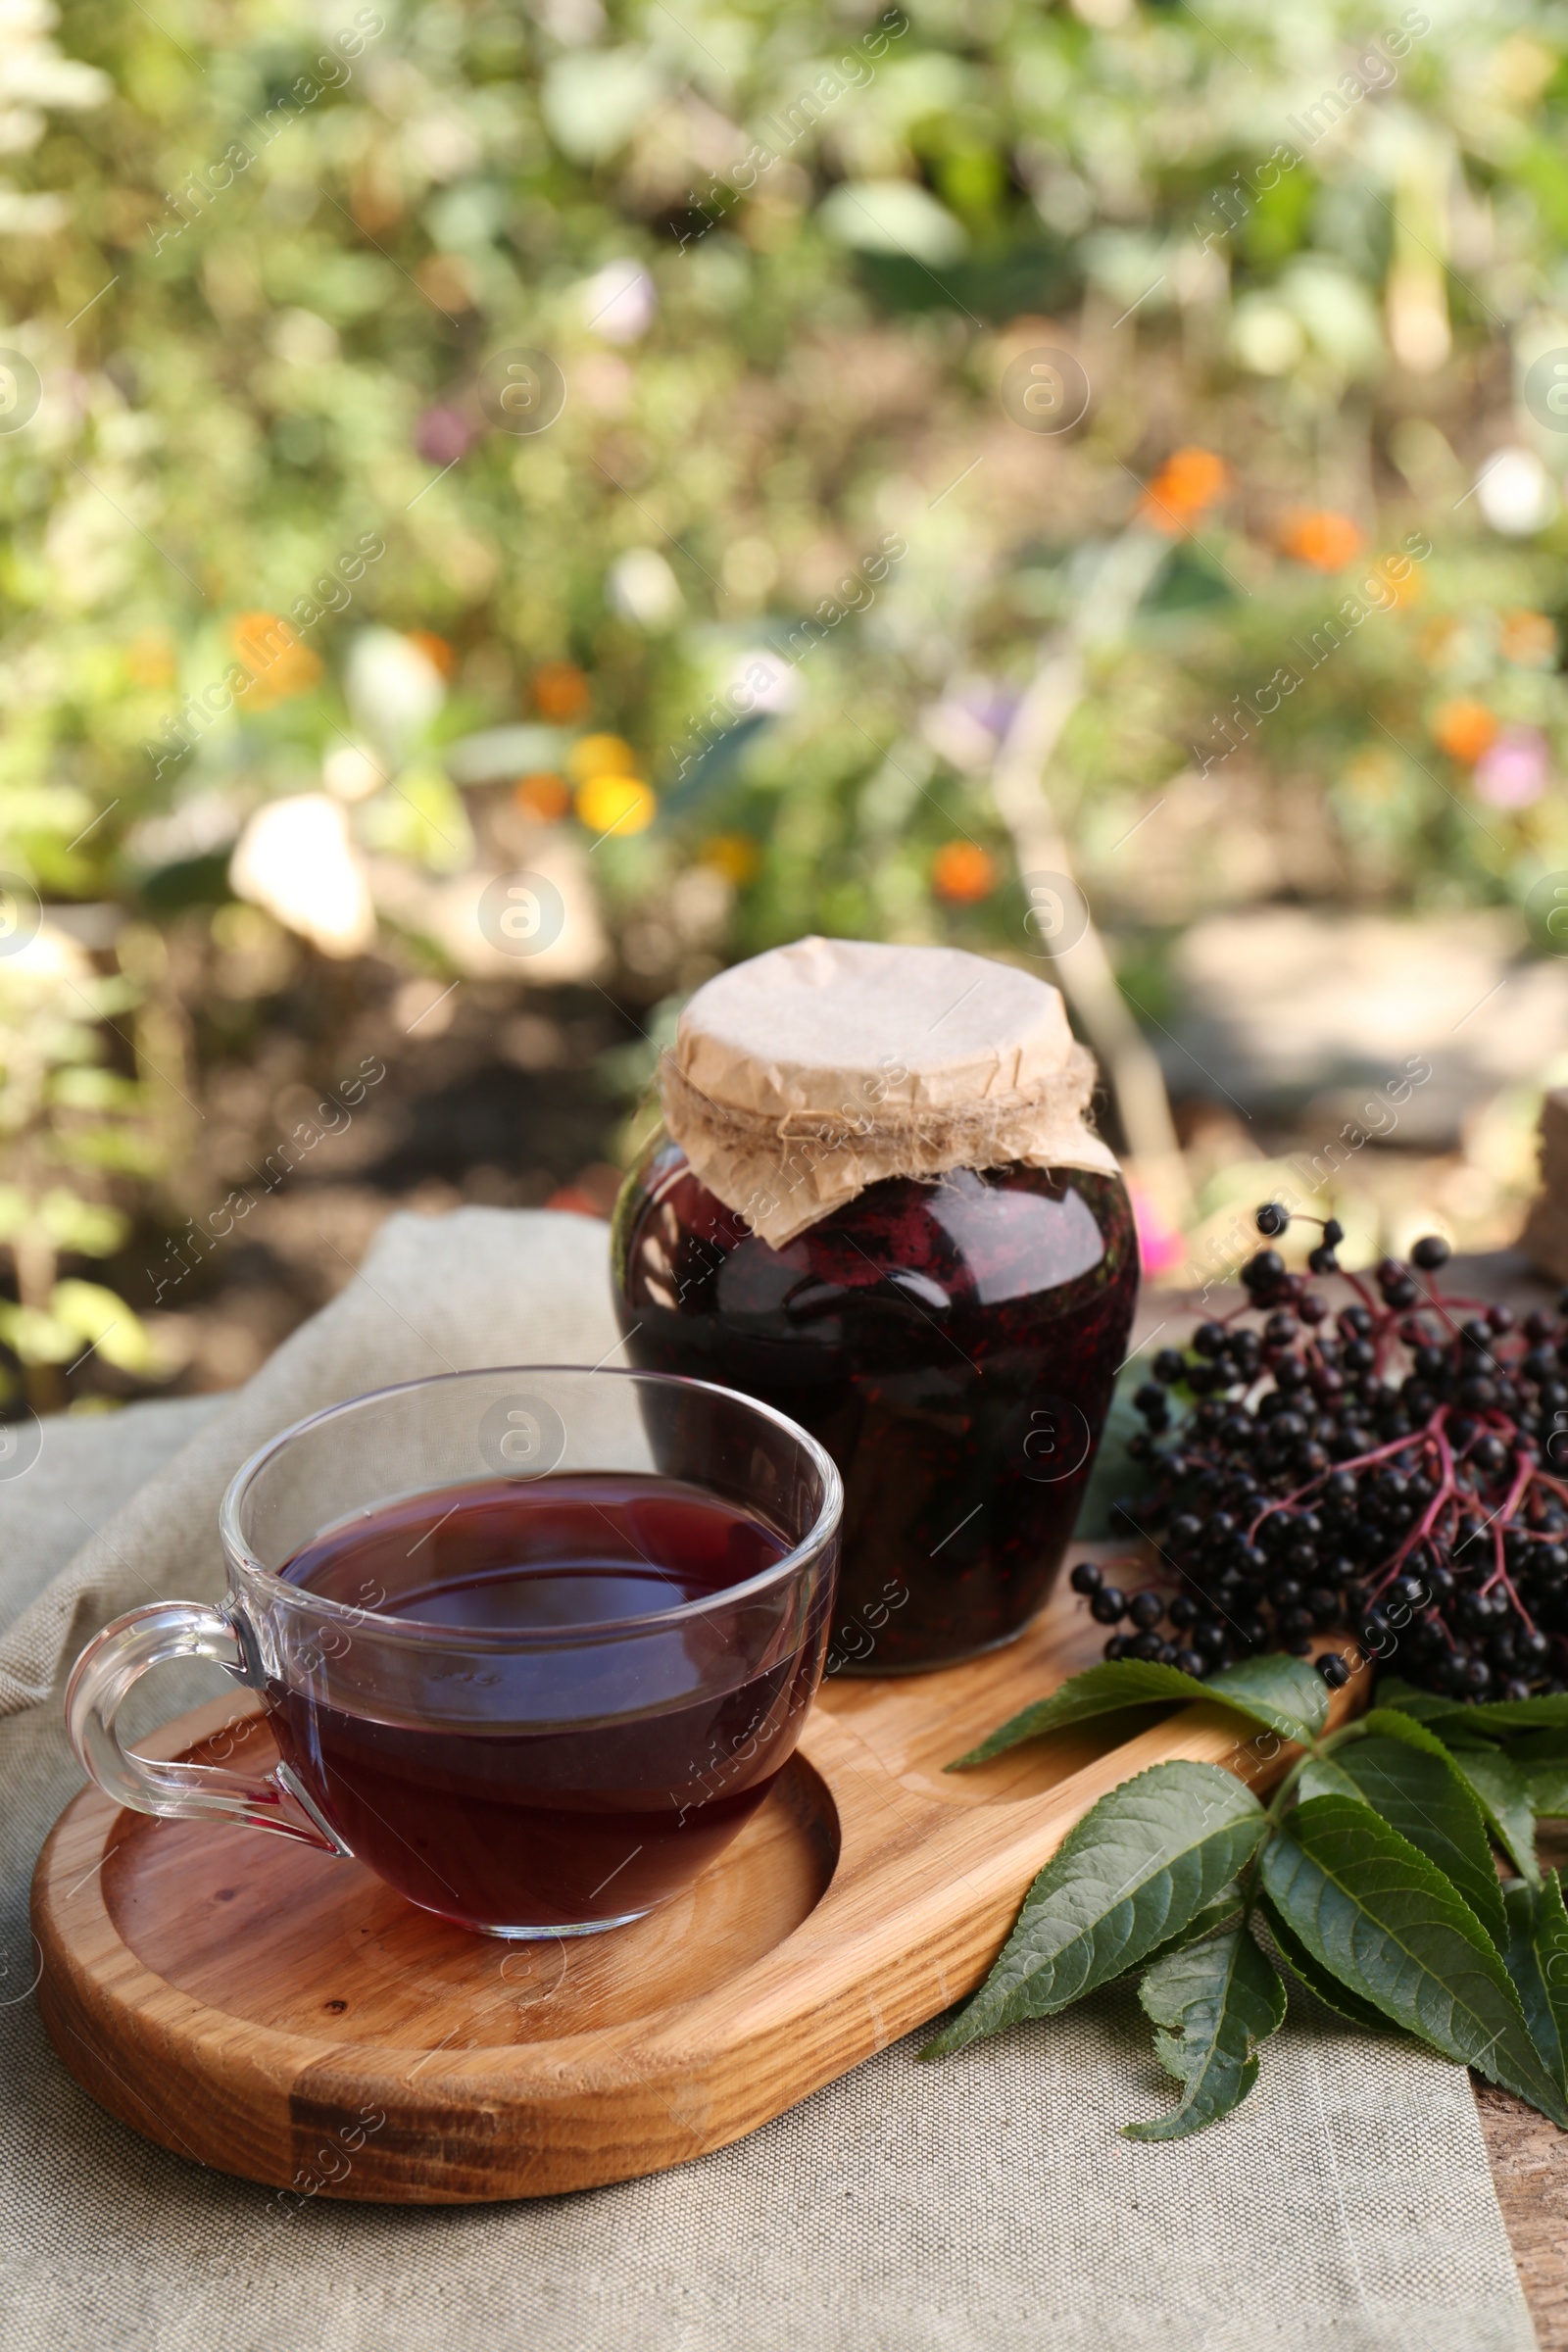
(1152, 1348, 1186, 1385)
(1318, 1652, 1350, 1688)
(1102, 1635, 1128, 1661)
(1091, 1588, 1126, 1625)
(1134, 1382, 1168, 1418)
(1069, 1561, 1102, 1595)
(1323, 1218, 1346, 1247)
(1173, 1647, 1206, 1678)
(1243, 1249, 1285, 1292)
(1129, 1630, 1164, 1662)
(1308, 1245, 1340, 1276)
(1463, 1657, 1493, 1694)
(1298, 1293, 1330, 1326)
(1488, 1304, 1516, 1334)
(1128, 1591, 1164, 1631)
(1168, 1593, 1199, 1628)
(1255, 1202, 1290, 1237)
(1192, 1321, 1227, 1359)
(1410, 1234, 1449, 1270)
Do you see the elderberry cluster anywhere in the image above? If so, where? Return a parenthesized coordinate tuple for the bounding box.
(1068, 1205, 1568, 1702)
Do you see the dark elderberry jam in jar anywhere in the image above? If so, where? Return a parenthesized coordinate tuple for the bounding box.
(612, 1136, 1138, 1671)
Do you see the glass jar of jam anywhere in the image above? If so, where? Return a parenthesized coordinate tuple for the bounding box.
(607, 936, 1139, 1673)
(612, 1141, 1137, 1671)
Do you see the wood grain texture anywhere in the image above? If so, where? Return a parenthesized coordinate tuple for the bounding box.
(32, 1564, 1357, 2205)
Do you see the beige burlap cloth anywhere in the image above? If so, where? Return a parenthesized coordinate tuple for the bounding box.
(0, 1209, 1538, 2351)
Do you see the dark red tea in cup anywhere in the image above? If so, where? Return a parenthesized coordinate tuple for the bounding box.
(68, 1367, 841, 1942)
(268, 1472, 819, 1935)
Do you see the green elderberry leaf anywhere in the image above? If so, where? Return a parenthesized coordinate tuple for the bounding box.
(1259, 1894, 1401, 2034)
(1446, 1697, 1568, 1734)
(1122, 1926, 1287, 2142)
(1203, 1653, 1329, 1744)
(1501, 1874, 1568, 2101)
(1138, 1885, 1247, 1974)
(1298, 1755, 1363, 1803)
(1382, 1689, 1568, 1738)
(1328, 1737, 1508, 1950)
(1504, 1733, 1568, 1822)
(945, 1661, 1208, 1767)
(1438, 1740, 1540, 1887)
(921, 1761, 1267, 2059)
(946, 1651, 1324, 1770)
(1373, 1678, 1461, 1724)
(1260, 1796, 1568, 2129)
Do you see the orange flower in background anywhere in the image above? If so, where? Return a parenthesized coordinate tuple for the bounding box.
(569, 732, 639, 782)
(1431, 699, 1498, 762)
(932, 841, 998, 903)
(532, 661, 591, 720)
(408, 629, 457, 679)
(700, 833, 761, 885)
(513, 771, 569, 822)
(1139, 446, 1230, 533)
(229, 612, 322, 704)
(1500, 608, 1558, 667)
(575, 773, 656, 837)
(1276, 508, 1365, 570)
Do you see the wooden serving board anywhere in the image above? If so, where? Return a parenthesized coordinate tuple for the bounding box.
(32, 1568, 1350, 2204)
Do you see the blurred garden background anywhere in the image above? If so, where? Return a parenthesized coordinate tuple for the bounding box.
(6, 0, 1568, 1414)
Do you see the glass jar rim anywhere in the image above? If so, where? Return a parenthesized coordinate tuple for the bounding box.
(218, 1363, 843, 1645)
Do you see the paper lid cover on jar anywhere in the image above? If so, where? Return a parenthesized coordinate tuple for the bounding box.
(660, 934, 1120, 1247)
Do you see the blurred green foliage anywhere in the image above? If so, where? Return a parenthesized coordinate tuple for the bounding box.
(5, 0, 1568, 1390)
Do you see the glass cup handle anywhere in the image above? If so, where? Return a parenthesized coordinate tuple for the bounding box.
(65, 1601, 351, 1855)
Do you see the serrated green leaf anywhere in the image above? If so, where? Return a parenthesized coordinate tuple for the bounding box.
(1361, 1705, 1469, 1759)
(1509, 1733, 1568, 1820)
(1327, 1737, 1507, 1949)
(945, 1660, 1209, 1768)
(1298, 1755, 1363, 1802)
(1260, 1796, 1568, 2127)
(1452, 1696, 1568, 1734)
(946, 1648, 1324, 1771)
(1374, 1677, 1464, 1723)
(1138, 1885, 1246, 1975)
(921, 1762, 1267, 2058)
(1123, 1926, 1287, 2142)
(1204, 1653, 1329, 1744)
(1389, 1690, 1568, 1737)
(1440, 1740, 1540, 1886)
(1260, 1894, 1402, 2034)
(1501, 1875, 1568, 2101)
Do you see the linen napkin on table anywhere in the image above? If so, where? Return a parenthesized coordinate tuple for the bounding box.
(0, 1207, 1540, 2352)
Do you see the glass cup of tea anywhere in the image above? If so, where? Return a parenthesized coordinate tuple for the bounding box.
(66, 1367, 842, 1938)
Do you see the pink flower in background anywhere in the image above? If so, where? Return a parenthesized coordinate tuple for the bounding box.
(1474, 724, 1549, 808)
(1130, 1185, 1185, 1279)
(416, 405, 475, 466)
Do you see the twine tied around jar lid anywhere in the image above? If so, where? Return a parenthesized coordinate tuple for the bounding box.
(659, 935, 1120, 1248)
